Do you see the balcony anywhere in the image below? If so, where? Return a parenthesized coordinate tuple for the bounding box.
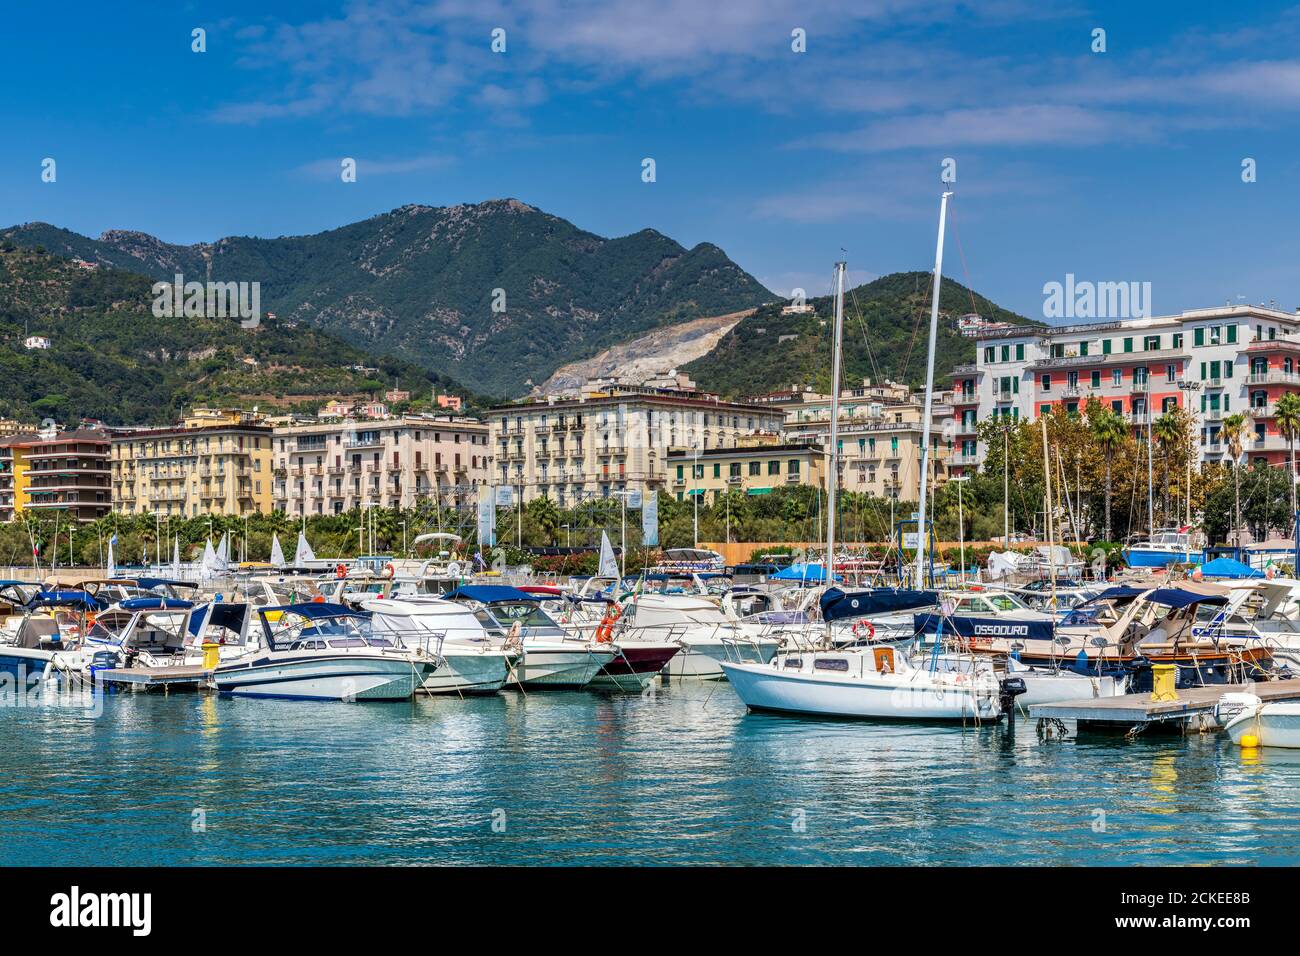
(1247, 371, 1300, 386)
(949, 452, 981, 466)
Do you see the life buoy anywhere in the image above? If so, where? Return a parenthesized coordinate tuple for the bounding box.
(335, 563, 348, 579)
(447, 561, 461, 578)
(852, 620, 875, 641)
(595, 604, 623, 643)
(384, 562, 395, 579)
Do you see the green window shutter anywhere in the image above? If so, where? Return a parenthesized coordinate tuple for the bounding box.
(1123, 337, 1133, 352)
(1012, 377, 1019, 394)
(1227, 324, 1238, 344)
(676, 464, 683, 479)
(1080, 342, 1089, 356)
(1040, 404, 1050, 416)
(1091, 370, 1101, 388)
(1102, 339, 1112, 355)
(1015, 343, 1025, 361)
(1200, 362, 1206, 380)
(1225, 362, 1233, 378)
(1001, 345, 1010, 362)
(1194, 328, 1204, 347)
(712, 463, 720, 478)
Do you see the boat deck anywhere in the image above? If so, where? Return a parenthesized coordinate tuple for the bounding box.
(98, 665, 210, 692)
(1027, 678, 1300, 732)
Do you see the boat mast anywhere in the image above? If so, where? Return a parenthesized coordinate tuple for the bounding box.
(1147, 410, 1155, 541)
(825, 260, 847, 633)
(915, 191, 952, 588)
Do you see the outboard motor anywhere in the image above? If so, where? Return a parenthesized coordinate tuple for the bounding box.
(999, 676, 1027, 720)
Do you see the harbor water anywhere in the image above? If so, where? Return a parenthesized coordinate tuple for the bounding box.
(1, 681, 1297, 866)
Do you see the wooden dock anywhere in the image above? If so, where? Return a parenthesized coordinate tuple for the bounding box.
(98, 665, 210, 692)
(1027, 678, 1300, 732)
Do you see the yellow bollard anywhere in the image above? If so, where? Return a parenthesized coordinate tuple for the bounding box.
(1150, 663, 1178, 702)
(201, 642, 220, 672)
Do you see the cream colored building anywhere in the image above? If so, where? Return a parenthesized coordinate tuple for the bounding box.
(486, 383, 785, 505)
(666, 437, 827, 503)
(112, 411, 275, 516)
(272, 415, 489, 515)
(770, 379, 955, 501)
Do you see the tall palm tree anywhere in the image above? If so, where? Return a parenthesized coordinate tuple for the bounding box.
(1089, 406, 1127, 541)
(1275, 392, 1300, 530)
(1152, 412, 1184, 526)
(1221, 412, 1250, 545)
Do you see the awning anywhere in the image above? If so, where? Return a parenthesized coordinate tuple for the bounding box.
(746, 487, 773, 495)
(686, 489, 706, 497)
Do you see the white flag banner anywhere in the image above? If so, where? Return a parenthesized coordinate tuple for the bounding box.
(642, 493, 658, 548)
(598, 531, 619, 578)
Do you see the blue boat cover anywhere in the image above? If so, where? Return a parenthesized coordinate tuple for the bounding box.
(31, 589, 106, 611)
(771, 563, 842, 582)
(443, 585, 539, 604)
(1197, 557, 1263, 579)
(820, 587, 937, 622)
(188, 603, 248, 637)
(119, 597, 194, 611)
(914, 613, 1056, 642)
(267, 601, 371, 620)
(134, 577, 199, 590)
(1147, 588, 1228, 608)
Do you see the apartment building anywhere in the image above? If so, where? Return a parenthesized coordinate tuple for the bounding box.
(112, 411, 274, 516)
(271, 415, 488, 515)
(770, 379, 955, 500)
(666, 437, 827, 503)
(954, 304, 1300, 470)
(0, 427, 111, 523)
(485, 383, 785, 505)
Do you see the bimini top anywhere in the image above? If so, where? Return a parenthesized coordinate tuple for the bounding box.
(1092, 585, 1150, 602)
(444, 585, 539, 604)
(31, 589, 106, 611)
(772, 563, 842, 583)
(119, 597, 194, 611)
(1197, 557, 1263, 579)
(134, 577, 199, 591)
(263, 601, 371, 620)
(1147, 587, 1228, 609)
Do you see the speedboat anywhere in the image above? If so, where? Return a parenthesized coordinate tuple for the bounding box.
(363, 596, 520, 694)
(618, 592, 780, 679)
(446, 585, 614, 689)
(212, 602, 437, 701)
(1219, 692, 1300, 748)
(558, 597, 681, 690)
(0, 590, 102, 688)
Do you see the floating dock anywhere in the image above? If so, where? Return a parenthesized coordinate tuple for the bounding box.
(1027, 678, 1300, 732)
(97, 665, 210, 692)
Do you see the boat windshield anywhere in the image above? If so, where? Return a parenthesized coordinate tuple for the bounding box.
(479, 602, 560, 630)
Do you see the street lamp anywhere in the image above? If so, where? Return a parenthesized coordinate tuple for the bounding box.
(401, 519, 407, 557)
(611, 489, 638, 579)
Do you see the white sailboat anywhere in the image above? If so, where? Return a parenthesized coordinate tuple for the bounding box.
(722, 195, 1016, 721)
(269, 534, 286, 570)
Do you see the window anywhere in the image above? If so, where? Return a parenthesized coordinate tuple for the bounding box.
(983, 346, 994, 364)
(1000, 345, 1010, 362)
(1123, 337, 1133, 353)
(748, 461, 761, 476)
(1040, 374, 1051, 392)
(1040, 404, 1051, 417)
(1172, 333, 1183, 349)
(768, 460, 780, 475)
(1166, 364, 1177, 383)
(1194, 327, 1204, 347)
(1102, 339, 1112, 355)
(1079, 341, 1089, 356)
(1112, 369, 1122, 386)
(676, 464, 683, 480)
(1227, 325, 1238, 344)
(787, 459, 801, 475)
(712, 463, 721, 478)
(729, 463, 741, 478)
(1091, 370, 1101, 388)
(1015, 343, 1025, 361)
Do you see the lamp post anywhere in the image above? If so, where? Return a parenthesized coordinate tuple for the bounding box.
(401, 519, 407, 557)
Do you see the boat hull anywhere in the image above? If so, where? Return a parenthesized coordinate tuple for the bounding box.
(514, 647, 613, 688)
(213, 654, 433, 701)
(1123, 548, 1193, 568)
(1225, 703, 1300, 748)
(589, 643, 681, 689)
(720, 659, 1000, 721)
(667, 639, 781, 680)
(420, 649, 516, 695)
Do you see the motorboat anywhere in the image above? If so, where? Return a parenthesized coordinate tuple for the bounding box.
(211, 602, 437, 701)
(1219, 692, 1300, 748)
(363, 595, 520, 694)
(0, 590, 102, 689)
(1123, 528, 1197, 568)
(619, 592, 780, 679)
(445, 585, 614, 688)
(85, 598, 257, 671)
(558, 597, 681, 690)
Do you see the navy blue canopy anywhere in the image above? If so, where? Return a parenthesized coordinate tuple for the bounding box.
(120, 597, 193, 611)
(1089, 586, 1149, 603)
(1147, 588, 1228, 608)
(444, 585, 539, 604)
(188, 602, 248, 637)
(820, 587, 937, 622)
(134, 577, 199, 591)
(31, 589, 106, 611)
(267, 601, 371, 620)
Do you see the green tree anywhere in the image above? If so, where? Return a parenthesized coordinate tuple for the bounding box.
(1221, 412, 1250, 544)
(1088, 401, 1128, 541)
(1275, 391, 1300, 528)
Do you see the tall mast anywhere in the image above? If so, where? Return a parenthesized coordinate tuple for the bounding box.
(1147, 407, 1155, 541)
(915, 191, 952, 587)
(825, 261, 847, 618)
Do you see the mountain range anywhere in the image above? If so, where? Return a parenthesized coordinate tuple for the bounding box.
(1, 199, 774, 398)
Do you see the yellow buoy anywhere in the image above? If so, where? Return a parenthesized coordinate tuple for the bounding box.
(201, 642, 220, 671)
(1241, 734, 1260, 749)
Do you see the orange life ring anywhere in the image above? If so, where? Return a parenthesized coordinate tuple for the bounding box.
(852, 620, 875, 641)
(595, 604, 623, 643)
(384, 562, 395, 579)
(335, 563, 348, 579)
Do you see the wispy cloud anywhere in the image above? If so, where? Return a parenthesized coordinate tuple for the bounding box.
(294, 153, 453, 180)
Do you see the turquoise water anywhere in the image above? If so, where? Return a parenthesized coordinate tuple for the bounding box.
(1, 682, 1297, 866)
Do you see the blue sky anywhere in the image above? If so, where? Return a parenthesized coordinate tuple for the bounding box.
(4, 1, 1300, 319)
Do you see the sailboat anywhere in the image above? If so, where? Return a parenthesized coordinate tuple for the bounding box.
(269, 534, 286, 570)
(722, 194, 1022, 721)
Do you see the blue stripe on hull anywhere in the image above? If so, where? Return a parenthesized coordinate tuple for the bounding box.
(1124, 549, 1192, 567)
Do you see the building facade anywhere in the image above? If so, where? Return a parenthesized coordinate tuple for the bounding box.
(770, 379, 955, 500)
(485, 384, 785, 505)
(271, 415, 488, 515)
(955, 304, 1300, 470)
(112, 413, 274, 517)
(0, 427, 111, 523)
(665, 438, 827, 503)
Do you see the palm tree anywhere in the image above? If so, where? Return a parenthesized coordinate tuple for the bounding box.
(1221, 412, 1250, 545)
(1152, 412, 1184, 526)
(1089, 405, 1127, 541)
(1275, 392, 1300, 531)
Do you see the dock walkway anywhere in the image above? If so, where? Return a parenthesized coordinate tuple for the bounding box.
(1027, 678, 1300, 732)
(98, 665, 210, 692)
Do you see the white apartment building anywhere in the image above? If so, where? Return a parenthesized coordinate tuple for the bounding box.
(272, 415, 489, 515)
(485, 385, 785, 505)
(952, 304, 1300, 473)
